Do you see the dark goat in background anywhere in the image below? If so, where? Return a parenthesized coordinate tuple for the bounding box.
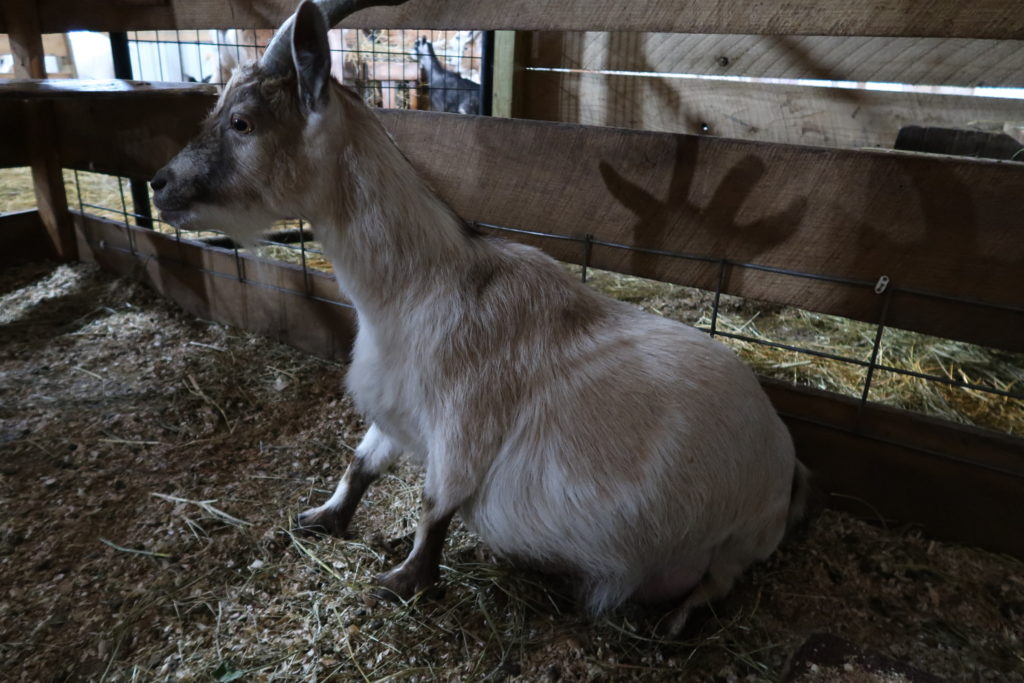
(414, 36, 480, 115)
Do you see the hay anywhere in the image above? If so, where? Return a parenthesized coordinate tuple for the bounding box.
(1, 261, 1022, 681)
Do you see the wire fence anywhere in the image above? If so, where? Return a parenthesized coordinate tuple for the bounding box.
(120, 27, 485, 112)
(62, 167, 1024, 439)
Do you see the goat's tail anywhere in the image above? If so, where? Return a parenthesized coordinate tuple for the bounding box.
(785, 460, 814, 536)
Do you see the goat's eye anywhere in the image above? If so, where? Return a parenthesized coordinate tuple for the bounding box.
(230, 114, 254, 134)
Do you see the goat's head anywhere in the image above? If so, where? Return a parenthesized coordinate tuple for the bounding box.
(151, 0, 407, 242)
(413, 36, 436, 63)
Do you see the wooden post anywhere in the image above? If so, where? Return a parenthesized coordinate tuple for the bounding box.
(491, 31, 527, 118)
(3, 0, 78, 262)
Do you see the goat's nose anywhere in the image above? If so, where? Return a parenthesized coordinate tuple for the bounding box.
(150, 169, 168, 192)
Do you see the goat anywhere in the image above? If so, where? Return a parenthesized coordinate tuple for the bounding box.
(150, 0, 808, 635)
(413, 36, 480, 115)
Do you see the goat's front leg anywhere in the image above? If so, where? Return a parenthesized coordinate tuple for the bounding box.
(296, 424, 400, 537)
(373, 494, 457, 600)
(373, 452, 475, 601)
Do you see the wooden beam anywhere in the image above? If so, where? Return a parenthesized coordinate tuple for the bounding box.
(0, 79, 218, 100)
(54, 87, 214, 178)
(527, 32, 1024, 89)
(19, 0, 1024, 39)
(764, 379, 1024, 558)
(74, 213, 356, 360)
(46, 94, 1024, 351)
(2, 1, 46, 79)
(519, 70, 1024, 149)
(491, 31, 526, 119)
(0, 210, 54, 265)
(3, 1, 77, 262)
(378, 111, 1024, 352)
(0, 102, 29, 167)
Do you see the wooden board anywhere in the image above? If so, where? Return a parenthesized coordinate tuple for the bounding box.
(527, 32, 1024, 89)
(0, 78, 218, 100)
(46, 96, 1024, 351)
(14, 0, 1024, 39)
(55, 90, 214, 178)
(72, 211, 1024, 558)
(765, 379, 1024, 559)
(74, 213, 356, 360)
(521, 70, 1024, 149)
(0, 33, 75, 79)
(0, 101, 28, 167)
(378, 111, 1024, 352)
(0, 210, 54, 264)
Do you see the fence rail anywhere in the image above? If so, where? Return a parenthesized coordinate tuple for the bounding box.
(8, 1, 1024, 38)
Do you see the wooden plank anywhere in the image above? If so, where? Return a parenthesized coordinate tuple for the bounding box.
(765, 379, 1024, 558)
(17, 0, 1024, 40)
(520, 70, 1024, 149)
(0, 101, 28, 167)
(377, 111, 1024, 352)
(0, 33, 75, 79)
(528, 32, 1024, 89)
(48, 95, 1024, 350)
(491, 30, 527, 119)
(74, 212, 356, 360)
(0, 78, 218, 100)
(0, 210, 55, 265)
(55, 90, 214, 178)
(3, 2, 47, 79)
(3, 1, 77, 262)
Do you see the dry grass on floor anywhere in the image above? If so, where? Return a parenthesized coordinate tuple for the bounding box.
(2, 261, 1022, 681)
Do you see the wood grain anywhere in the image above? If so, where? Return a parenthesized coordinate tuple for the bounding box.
(379, 111, 1024, 351)
(764, 378, 1024, 559)
(14, 0, 1024, 39)
(528, 32, 1024, 89)
(521, 70, 1024, 149)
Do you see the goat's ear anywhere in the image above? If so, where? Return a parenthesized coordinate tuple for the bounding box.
(291, 0, 331, 112)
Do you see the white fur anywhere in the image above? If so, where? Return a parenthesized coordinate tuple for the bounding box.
(295, 88, 801, 618)
(154, 20, 804, 627)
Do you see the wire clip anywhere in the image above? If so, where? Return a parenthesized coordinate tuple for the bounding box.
(874, 275, 890, 294)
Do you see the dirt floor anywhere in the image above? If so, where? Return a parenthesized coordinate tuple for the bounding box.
(1, 260, 1022, 682)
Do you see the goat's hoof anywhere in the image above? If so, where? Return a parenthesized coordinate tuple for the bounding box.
(293, 507, 347, 538)
(371, 564, 436, 602)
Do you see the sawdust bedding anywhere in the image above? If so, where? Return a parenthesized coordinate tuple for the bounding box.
(1, 261, 1021, 681)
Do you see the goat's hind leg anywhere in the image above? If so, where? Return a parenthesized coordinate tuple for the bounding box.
(296, 424, 400, 537)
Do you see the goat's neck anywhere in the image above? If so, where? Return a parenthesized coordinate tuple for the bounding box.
(307, 106, 473, 318)
(418, 50, 444, 74)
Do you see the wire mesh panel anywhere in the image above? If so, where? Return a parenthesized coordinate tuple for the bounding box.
(113, 27, 484, 112)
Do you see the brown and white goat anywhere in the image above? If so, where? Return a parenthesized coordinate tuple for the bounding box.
(151, 0, 808, 634)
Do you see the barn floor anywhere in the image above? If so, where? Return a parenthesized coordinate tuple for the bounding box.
(1, 260, 1022, 682)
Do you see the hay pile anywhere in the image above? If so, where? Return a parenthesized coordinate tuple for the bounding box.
(2, 261, 1022, 681)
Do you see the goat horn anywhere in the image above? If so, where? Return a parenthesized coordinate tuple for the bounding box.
(260, 0, 410, 75)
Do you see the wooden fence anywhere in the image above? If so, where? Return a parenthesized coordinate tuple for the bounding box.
(1, 0, 1022, 556)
